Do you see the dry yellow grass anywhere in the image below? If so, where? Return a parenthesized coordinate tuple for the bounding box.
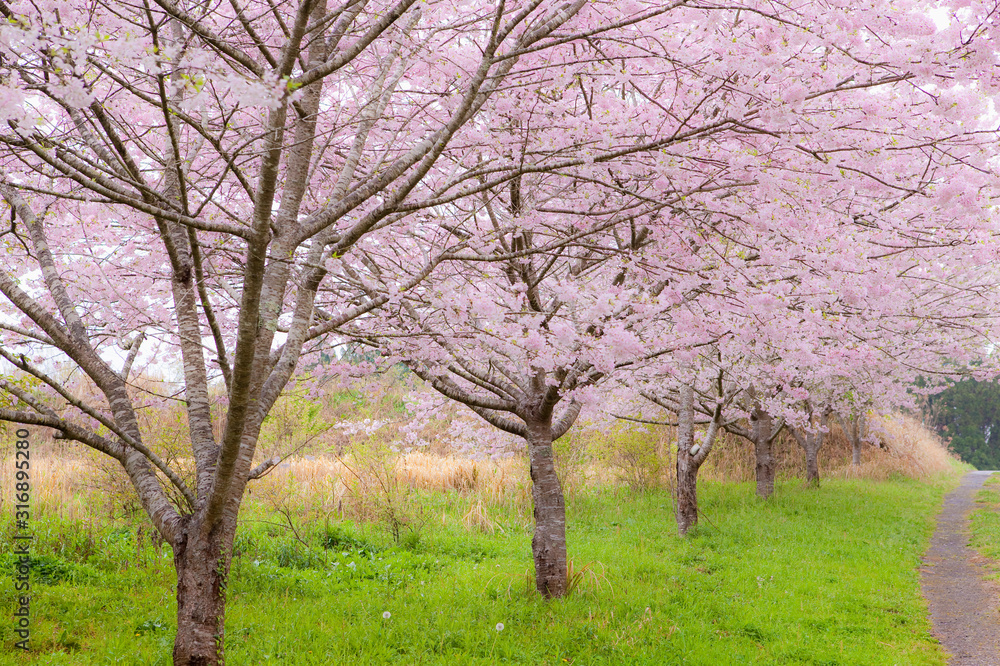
(0, 412, 959, 532)
(395, 451, 524, 495)
(830, 413, 958, 480)
(248, 451, 526, 496)
(701, 411, 959, 484)
(0, 447, 531, 526)
(243, 451, 533, 532)
(0, 454, 97, 522)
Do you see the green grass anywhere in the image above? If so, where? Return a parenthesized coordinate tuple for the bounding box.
(970, 473, 1000, 567)
(2, 477, 958, 665)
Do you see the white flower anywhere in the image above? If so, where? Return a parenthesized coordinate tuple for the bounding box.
(496, 623, 504, 632)
(383, 611, 391, 620)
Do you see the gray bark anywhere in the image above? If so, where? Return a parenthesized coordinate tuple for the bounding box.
(753, 408, 777, 499)
(676, 384, 723, 535)
(526, 415, 567, 598)
(841, 413, 866, 466)
(805, 440, 821, 485)
(640, 375, 732, 535)
(790, 409, 829, 487)
(725, 386, 784, 500)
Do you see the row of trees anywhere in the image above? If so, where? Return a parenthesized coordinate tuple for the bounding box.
(925, 378, 1000, 469)
(1, 0, 999, 662)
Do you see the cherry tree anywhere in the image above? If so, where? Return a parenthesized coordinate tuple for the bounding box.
(337, 179, 679, 596)
(841, 410, 869, 467)
(635, 364, 740, 535)
(0, 0, 662, 660)
(1, 0, 999, 661)
(788, 402, 832, 487)
(340, 0, 1000, 582)
(585, 0, 1000, 504)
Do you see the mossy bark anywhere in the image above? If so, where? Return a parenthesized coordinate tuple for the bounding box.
(172, 520, 234, 665)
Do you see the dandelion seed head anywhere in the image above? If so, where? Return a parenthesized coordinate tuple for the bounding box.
(383, 611, 391, 619)
(496, 622, 504, 632)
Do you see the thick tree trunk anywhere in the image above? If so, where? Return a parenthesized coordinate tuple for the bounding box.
(173, 521, 235, 665)
(753, 409, 776, 499)
(676, 450, 699, 535)
(526, 419, 567, 598)
(754, 437, 775, 498)
(676, 385, 698, 535)
(804, 443, 820, 486)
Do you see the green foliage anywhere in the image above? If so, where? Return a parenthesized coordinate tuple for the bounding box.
(337, 342, 382, 366)
(134, 619, 169, 637)
(257, 386, 333, 458)
(0, 477, 956, 664)
(319, 522, 375, 552)
(580, 424, 668, 490)
(341, 441, 429, 545)
(925, 379, 1000, 469)
(0, 554, 99, 585)
(320, 368, 413, 426)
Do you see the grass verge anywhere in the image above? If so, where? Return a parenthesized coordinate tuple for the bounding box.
(969, 472, 1000, 576)
(1, 476, 958, 665)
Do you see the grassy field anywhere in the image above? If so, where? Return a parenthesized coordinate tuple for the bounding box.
(1, 474, 960, 665)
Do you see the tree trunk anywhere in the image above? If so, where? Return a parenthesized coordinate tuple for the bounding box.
(851, 427, 862, 466)
(791, 415, 827, 488)
(676, 385, 698, 535)
(676, 447, 699, 535)
(173, 520, 234, 665)
(754, 436, 775, 498)
(675, 385, 724, 535)
(804, 443, 820, 486)
(843, 413, 864, 466)
(526, 419, 567, 598)
(753, 409, 776, 499)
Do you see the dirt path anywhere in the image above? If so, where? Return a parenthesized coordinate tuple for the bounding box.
(921, 470, 1000, 665)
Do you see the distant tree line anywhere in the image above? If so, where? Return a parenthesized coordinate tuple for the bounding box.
(926, 380, 1000, 470)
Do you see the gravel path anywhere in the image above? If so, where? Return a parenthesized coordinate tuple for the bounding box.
(921, 470, 1000, 665)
